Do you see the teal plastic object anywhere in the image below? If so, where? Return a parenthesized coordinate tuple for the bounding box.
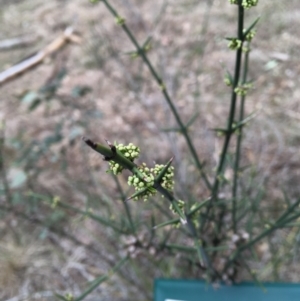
(154, 279, 300, 301)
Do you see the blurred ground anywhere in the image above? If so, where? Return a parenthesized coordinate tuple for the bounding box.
(0, 0, 300, 300)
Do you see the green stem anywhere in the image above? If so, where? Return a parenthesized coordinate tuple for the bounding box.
(223, 223, 278, 274)
(153, 181, 214, 271)
(232, 41, 250, 232)
(113, 175, 136, 234)
(0, 123, 13, 204)
(101, 0, 212, 191)
(30, 191, 125, 233)
(275, 198, 300, 225)
(83, 137, 147, 181)
(279, 210, 300, 226)
(240, 256, 266, 292)
(223, 198, 300, 274)
(154, 183, 186, 223)
(202, 2, 244, 231)
(165, 243, 197, 253)
(0, 202, 149, 298)
(74, 256, 129, 301)
(213, 2, 244, 197)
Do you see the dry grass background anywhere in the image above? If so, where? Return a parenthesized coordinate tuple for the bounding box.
(0, 0, 300, 300)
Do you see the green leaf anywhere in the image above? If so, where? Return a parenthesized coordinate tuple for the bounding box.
(127, 186, 149, 201)
(153, 218, 180, 229)
(185, 112, 199, 128)
(243, 16, 260, 40)
(211, 127, 228, 135)
(155, 157, 173, 184)
(170, 200, 186, 224)
(225, 69, 234, 86)
(234, 111, 257, 129)
(142, 36, 152, 49)
(187, 198, 210, 217)
(54, 293, 68, 301)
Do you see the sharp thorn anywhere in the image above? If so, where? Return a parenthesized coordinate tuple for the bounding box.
(82, 136, 97, 149)
(105, 139, 116, 153)
(105, 139, 113, 147)
(180, 218, 187, 225)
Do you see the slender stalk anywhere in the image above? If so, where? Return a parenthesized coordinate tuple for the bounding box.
(0, 122, 12, 204)
(275, 198, 300, 225)
(223, 223, 279, 275)
(213, 2, 244, 197)
(153, 180, 214, 270)
(100, 0, 212, 191)
(0, 203, 149, 298)
(232, 41, 250, 232)
(279, 210, 300, 226)
(223, 198, 300, 274)
(83, 138, 188, 222)
(74, 256, 129, 301)
(30, 191, 125, 233)
(165, 243, 197, 253)
(164, 243, 229, 254)
(240, 256, 266, 292)
(202, 2, 244, 231)
(0, 123, 21, 244)
(113, 175, 136, 234)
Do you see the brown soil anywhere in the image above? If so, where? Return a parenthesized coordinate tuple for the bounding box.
(0, 0, 299, 300)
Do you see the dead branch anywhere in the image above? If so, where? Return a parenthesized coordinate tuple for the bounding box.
(0, 35, 37, 50)
(0, 27, 81, 86)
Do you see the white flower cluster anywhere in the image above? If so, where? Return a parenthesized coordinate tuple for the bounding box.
(128, 163, 156, 201)
(229, 0, 258, 8)
(108, 143, 140, 175)
(152, 164, 175, 191)
(127, 163, 175, 202)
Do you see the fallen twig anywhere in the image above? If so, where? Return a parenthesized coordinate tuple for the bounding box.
(0, 27, 81, 86)
(0, 35, 37, 50)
